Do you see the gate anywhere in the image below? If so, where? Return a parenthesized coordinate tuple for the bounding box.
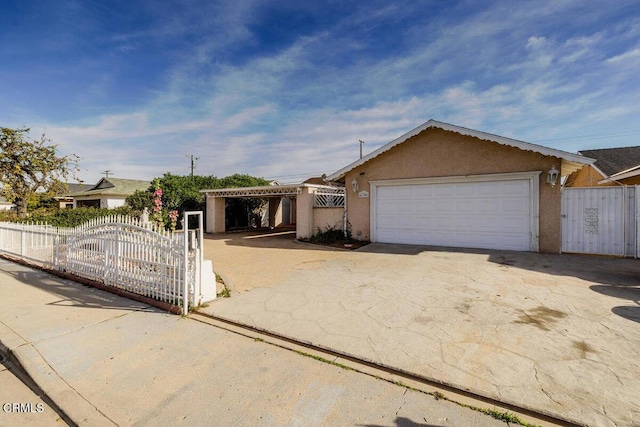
(0, 212, 208, 314)
(561, 186, 638, 257)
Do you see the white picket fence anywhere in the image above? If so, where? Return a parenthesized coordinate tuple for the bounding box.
(0, 213, 205, 314)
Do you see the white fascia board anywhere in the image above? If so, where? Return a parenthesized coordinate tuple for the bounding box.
(598, 164, 640, 184)
(328, 119, 595, 181)
(199, 183, 343, 197)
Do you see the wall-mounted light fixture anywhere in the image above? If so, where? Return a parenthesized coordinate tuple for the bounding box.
(547, 166, 559, 187)
(351, 177, 359, 192)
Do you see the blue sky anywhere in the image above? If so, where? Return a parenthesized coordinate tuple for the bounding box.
(2, 0, 639, 184)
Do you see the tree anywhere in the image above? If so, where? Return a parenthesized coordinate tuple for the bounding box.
(0, 127, 79, 217)
(125, 173, 271, 230)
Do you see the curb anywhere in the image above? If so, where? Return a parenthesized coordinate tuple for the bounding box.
(9, 342, 116, 426)
(0, 330, 114, 426)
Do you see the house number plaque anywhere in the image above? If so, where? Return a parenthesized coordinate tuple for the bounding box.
(358, 191, 369, 198)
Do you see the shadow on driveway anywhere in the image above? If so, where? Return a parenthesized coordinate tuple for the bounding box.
(360, 242, 640, 324)
(204, 228, 356, 252)
(205, 230, 640, 324)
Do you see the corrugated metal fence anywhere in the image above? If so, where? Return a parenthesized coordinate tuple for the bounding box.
(0, 213, 204, 313)
(561, 186, 638, 257)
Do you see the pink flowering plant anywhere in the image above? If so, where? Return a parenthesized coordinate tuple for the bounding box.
(148, 186, 181, 231)
(168, 209, 179, 232)
(152, 187, 163, 224)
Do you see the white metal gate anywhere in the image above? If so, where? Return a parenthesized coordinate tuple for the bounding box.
(0, 212, 206, 314)
(561, 186, 638, 257)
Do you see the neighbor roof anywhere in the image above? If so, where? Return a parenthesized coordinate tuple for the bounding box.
(66, 183, 94, 195)
(578, 146, 640, 177)
(74, 178, 150, 197)
(327, 119, 594, 181)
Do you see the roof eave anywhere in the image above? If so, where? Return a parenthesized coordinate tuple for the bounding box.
(598, 165, 640, 184)
(327, 119, 595, 181)
(200, 183, 341, 197)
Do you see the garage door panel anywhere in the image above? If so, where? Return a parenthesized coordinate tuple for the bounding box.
(374, 179, 532, 251)
(500, 199, 529, 214)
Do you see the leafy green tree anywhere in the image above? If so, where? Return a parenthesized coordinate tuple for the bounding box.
(150, 173, 220, 212)
(0, 127, 79, 217)
(125, 173, 271, 230)
(125, 189, 154, 212)
(219, 173, 270, 188)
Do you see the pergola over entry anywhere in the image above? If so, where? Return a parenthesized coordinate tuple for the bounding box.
(200, 184, 345, 240)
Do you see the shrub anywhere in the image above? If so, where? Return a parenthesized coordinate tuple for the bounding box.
(13, 206, 141, 228)
(310, 224, 349, 244)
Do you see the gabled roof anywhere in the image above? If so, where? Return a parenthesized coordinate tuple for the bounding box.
(578, 146, 640, 177)
(74, 177, 151, 197)
(65, 183, 94, 196)
(303, 176, 329, 185)
(327, 119, 594, 181)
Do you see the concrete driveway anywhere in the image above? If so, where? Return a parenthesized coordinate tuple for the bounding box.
(201, 230, 640, 427)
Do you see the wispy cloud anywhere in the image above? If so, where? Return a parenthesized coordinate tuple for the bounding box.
(3, 0, 640, 184)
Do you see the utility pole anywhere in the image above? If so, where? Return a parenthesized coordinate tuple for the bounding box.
(101, 170, 112, 178)
(186, 155, 199, 177)
(359, 140, 365, 159)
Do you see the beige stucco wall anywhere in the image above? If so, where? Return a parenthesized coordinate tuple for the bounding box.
(296, 187, 314, 239)
(205, 196, 225, 233)
(343, 128, 562, 253)
(312, 207, 344, 235)
(268, 197, 284, 228)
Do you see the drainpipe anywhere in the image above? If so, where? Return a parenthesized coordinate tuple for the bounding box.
(343, 186, 348, 238)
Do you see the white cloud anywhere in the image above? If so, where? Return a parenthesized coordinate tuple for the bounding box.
(606, 47, 640, 63)
(9, 0, 640, 185)
(526, 36, 548, 50)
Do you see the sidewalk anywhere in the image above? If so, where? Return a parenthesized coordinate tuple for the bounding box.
(0, 258, 509, 426)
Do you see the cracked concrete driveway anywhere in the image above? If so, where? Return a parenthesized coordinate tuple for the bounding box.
(201, 230, 640, 427)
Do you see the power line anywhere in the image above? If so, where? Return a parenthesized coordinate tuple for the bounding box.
(533, 130, 640, 146)
(265, 171, 328, 181)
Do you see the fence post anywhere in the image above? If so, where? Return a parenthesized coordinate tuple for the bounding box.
(183, 212, 189, 316)
(197, 212, 203, 305)
(114, 223, 121, 285)
(20, 227, 25, 258)
(54, 234, 59, 269)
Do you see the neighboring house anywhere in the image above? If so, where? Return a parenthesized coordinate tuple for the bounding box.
(564, 146, 640, 187)
(54, 183, 94, 208)
(326, 119, 594, 253)
(73, 177, 150, 209)
(0, 196, 16, 211)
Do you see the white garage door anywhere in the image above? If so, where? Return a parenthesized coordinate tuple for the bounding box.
(373, 177, 534, 251)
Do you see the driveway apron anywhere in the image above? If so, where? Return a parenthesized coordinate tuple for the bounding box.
(201, 233, 640, 427)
